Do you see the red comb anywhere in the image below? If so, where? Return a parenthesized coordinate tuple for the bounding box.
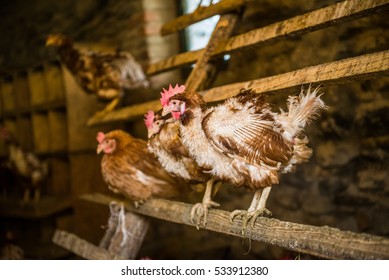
(144, 110, 155, 129)
(160, 84, 185, 106)
(96, 132, 105, 143)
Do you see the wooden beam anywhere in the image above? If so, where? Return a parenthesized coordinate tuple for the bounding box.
(87, 99, 160, 126)
(87, 50, 389, 125)
(202, 50, 389, 102)
(52, 230, 126, 260)
(148, 0, 389, 75)
(81, 193, 389, 260)
(185, 14, 238, 92)
(160, 0, 252, 36)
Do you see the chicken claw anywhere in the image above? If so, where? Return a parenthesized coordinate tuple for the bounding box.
(230, 208, 272, 235)
(190, 200, 220, 229)
(230, 187, 272, 235)
(190, 178, 219, 229)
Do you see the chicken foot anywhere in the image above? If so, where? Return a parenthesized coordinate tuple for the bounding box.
(190, 178, 220, 229)
(229, 187, 272, 235)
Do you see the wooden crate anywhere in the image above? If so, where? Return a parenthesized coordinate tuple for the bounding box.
(13, 73, 30, 112)
(45, 62, 65, 104)
(0, 118, 16, 156)
(28, 67, 47, 107)
(48, 157, 70, 196)
(48, 110, 67, 152)
(16, 116, 33, 151)
(1, 77, 15, 113)
(31, 112, 50, 153)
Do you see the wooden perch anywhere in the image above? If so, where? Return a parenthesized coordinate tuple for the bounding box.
(149, 0, 389, 75)
(80, 193, 389, 260)
(52, 230, 126, 260)
(160, 0, 252, 36)
(87, 50, 389, 125)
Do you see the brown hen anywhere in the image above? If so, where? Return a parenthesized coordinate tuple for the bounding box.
(46, 34, 149, 115)
(96, 130, 183, 206)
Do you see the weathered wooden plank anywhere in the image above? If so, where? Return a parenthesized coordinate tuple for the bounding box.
(202, 50, 389, 102)
(81, 193, 389, 260)
(219, 0, 389, 54)
(185, 14, 238, 91)
(52, 230, 126, 260)
(87, 99, 160, 126)
(107, 209, 150, 259)
(148, 0, 389, 75)
(161, 0, 252, 36)
(87, 50, 389, 126)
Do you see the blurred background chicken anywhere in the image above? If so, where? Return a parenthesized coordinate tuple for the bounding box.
(162, 86, 326, 233)
(96, 130, 185, 207)
(46, 33, 149, 114)
(0, 127, 48, 204)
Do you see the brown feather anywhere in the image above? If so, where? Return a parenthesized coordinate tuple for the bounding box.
(99, 130, 182, 204)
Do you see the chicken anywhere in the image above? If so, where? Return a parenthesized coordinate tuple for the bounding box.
(144, 110, 205, 183)
(144, 109, 221, 227)
(162, 86, 326, 233)
(0, 127, 48, 204)
(96, 130, 183, 206)
(46, 33, 149, 114)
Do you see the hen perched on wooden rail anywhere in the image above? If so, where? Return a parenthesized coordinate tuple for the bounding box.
(96, 130, 186, 207)
(161, 85, 327, 234)
(145, 105, 222, 228)
(46, 33, 149, 114)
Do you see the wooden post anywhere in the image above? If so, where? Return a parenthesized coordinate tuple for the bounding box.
(107, 211, 150, 259)
(185, 13, 238, 92)
(98, 202, 150, 259)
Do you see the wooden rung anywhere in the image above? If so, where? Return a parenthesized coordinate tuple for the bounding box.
(52, 230, 126, 260)
(87, 50, 389, 126)
(202, 50, 389, 103)
(81, 193, 389, 260)
(148, 0, 389, 75)
(160, 0, 252, 36)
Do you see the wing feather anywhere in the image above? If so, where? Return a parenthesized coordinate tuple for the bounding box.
(203, 98, 293, 167)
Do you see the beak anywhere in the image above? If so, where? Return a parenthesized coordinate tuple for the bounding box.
(147, 131, 153, 138)
(96, 144, 103, 154)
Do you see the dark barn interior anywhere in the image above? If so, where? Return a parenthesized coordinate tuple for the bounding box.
(0, 0, 388, 260)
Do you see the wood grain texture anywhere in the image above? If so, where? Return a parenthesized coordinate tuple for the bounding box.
(185, 14, 238, 92)
(202, 50, 389, 102)
(52, 229, 126, 260)
(148, 0, 389, 75)
(81, 193, 389, 260)
(160, 0, 251, 36)
(107, 211, 150, 259)
(87, 50, 389, 125)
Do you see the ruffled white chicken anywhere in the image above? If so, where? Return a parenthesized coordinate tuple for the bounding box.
(162, 86, 326, 233)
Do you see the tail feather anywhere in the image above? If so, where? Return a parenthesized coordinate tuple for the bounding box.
(280, 86, 327, 137)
